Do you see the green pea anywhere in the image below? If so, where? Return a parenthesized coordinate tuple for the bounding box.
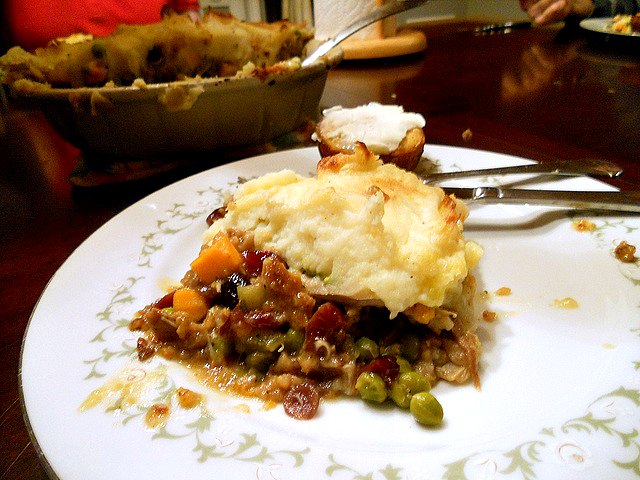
(400, 334, 421, 362)
(395, 356, 412, 374)
(284, 328, 305, 352)
(390, 371, 431, 409)
(208, 335, 232, 363)
(238, 334, 258, 353)
(410, 391, 443, 426)
(355, 372, 387, 403)
(380, 343, 401, 356)
(241, 332, 283, 353)
(237, 284, 268, 310)
(261, 332, 285, 353)
(355, 337, 379, 362)
(245, 351, 276, 373)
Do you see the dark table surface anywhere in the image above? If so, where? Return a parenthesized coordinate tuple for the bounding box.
(1, 19, 639, 479)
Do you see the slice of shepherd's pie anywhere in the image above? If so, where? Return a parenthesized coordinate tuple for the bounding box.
(130, 143, 483, 424)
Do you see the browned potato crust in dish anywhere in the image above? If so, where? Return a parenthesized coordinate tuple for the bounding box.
(0, 11, 313, 89)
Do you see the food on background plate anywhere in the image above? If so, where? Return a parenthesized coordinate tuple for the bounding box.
(130, 142, 483, 424)
(0, 11, 313, 91)
(313, 103, 426, 171)
(607, 13, 640, 34)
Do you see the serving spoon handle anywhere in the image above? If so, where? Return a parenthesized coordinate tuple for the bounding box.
(302, 0, 429, 67)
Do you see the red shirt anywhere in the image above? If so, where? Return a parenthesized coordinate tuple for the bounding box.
(4, 0, 169, 50)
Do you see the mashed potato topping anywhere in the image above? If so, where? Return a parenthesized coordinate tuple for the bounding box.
(206, 144, 482, 317)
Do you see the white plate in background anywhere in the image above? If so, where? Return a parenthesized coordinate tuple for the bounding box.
(580, 17, 640, 37)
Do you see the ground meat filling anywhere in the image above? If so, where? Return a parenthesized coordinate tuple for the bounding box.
(130, 229, 480, 419)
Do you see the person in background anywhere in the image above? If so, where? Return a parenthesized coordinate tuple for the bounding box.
(520, 0, 639, 26)
(1, 0, 199, 52)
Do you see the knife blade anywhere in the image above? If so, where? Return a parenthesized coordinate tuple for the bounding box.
(442, 186, 640, 213)
(474, 21, 532, 34)
(422, 159, 623, 184)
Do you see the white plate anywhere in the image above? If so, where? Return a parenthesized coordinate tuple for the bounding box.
(21, 146, 640, 479)
(580, 17, 640, 37)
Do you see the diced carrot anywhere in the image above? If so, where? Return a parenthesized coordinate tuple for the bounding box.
(173, 288, 208, 321)
(190, 233, 243, 284)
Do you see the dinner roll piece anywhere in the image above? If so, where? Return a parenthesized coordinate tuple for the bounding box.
(313, 102, 426, 171)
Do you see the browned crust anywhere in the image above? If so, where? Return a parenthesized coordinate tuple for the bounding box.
(316, 126, 425, 171)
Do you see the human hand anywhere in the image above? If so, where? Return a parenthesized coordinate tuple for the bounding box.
(501, 42, 579, 101)
(519, 0, 594, 25)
